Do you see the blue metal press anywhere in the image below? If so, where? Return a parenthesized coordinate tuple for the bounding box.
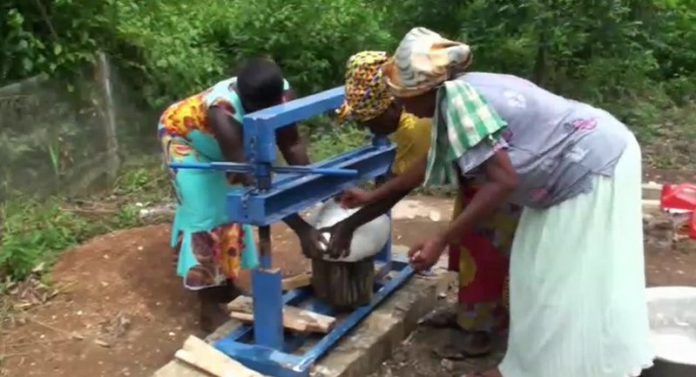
(170, 86, 415, 377)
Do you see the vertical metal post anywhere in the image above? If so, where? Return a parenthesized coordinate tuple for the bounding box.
(252, 225, 284, 349)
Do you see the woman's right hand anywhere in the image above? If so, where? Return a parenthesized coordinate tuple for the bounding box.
(339, 188, 374, 209)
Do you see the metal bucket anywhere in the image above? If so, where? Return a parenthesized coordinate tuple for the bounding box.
(641, 286, 696, 377)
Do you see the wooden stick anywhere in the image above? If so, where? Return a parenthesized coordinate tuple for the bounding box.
(174, 336, 263, 377)
(227, 296, 335, 334)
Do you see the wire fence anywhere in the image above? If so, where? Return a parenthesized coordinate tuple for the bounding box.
(0, 54, 159, 202)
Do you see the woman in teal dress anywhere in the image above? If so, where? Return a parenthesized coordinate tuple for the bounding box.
(158, 58, 318, 331)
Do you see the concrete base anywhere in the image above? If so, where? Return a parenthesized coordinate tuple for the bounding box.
(153, 247, 453, 377)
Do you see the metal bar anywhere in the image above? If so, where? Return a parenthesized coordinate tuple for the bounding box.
(244, 86, 344, 133)
(272, 166, 358, 177)
(168, 162, 358, 177)
(243, 86, 344, 163)
(258, 226, 272, 269)
(296, 264, 415, 370)
(214, 340, 309, 377)
(251, 268, 284, 350)
(227, 145, 395, 225)
(168, 162, 253, 173)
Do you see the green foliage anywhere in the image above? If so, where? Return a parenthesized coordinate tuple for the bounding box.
(308, 121, 371, 161)
(110, 1, 231, 107)
(214, 0, 393, 94)
(0, 162, 169, 281)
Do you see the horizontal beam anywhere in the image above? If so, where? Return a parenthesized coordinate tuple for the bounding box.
(243, 86, 345, 132)
(214, 340, 308, 377)
(243, 86, 345, 164)
(227, 144, 395, 226)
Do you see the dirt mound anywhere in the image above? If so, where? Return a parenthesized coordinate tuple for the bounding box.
(0, 223, 308, 377)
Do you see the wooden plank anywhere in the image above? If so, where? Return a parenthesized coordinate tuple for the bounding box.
(227, 296, 335, 334)
(281, 271, 312, 291)
(173, 336, 264, 377)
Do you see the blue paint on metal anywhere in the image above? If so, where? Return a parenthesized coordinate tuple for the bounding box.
(168, 162, 359, 177)
(252, 269, 284, 350)
(242, 86, 345, 163)
(215, 339, 310, 377)
(226, 145, 395, 226)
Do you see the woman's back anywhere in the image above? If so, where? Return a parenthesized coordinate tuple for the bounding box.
(456, 72, 632, 208)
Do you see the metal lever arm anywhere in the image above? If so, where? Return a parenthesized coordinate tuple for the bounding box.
(168, 162, 358, 177)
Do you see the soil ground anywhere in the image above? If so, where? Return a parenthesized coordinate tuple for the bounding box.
(1, 190, 695, 377)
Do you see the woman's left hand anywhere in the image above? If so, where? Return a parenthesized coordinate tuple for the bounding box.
(319, 221, 356, 259)
(408, 236, 447, 271)
(295, 226, 328, 259)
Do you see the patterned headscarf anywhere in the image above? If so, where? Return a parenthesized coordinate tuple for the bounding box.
(337, 51, 393, 123)
(384, 27, 473, 98)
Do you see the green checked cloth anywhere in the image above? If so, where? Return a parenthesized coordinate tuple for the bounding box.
(424, 80, 507, 186)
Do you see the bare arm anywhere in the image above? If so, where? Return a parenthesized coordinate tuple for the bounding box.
(322, 157, 427, 258)
(277, 89, 311, 166)
(340, 156, 426, 228)
(363, 156, 427, 206)
(208, 106, 245, 163)
(439, 150, 518, 244)
(408, 149, 518, 270)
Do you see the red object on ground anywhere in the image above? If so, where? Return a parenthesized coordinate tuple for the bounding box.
(660, 184, 696, 212)
(661, 183, 696, 240)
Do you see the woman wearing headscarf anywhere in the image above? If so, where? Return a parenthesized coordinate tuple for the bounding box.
(328, 51, 521, 356)
(339, 28, 655, 376)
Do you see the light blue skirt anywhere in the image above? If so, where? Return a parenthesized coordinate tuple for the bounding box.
(500, 136, 654, 376)
(160, 126, 259, 290)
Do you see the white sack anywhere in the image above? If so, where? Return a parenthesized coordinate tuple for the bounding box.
(310, 199, 390, 262)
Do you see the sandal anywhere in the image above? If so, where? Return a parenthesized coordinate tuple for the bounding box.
(433, 331, 493, 359)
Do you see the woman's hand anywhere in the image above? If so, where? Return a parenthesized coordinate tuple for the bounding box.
(319, 220, 357, 259)
(296, 226, 328, 259)
(408, 235, 447, 272)
(340, 188, 374, 209)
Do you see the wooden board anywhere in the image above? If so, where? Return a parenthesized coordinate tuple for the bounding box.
(227, 296, 335, 334)
(282, 271, 312, 291)
(173, 336, 264, 377)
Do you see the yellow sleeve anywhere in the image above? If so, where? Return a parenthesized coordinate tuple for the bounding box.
(389, 113, 432, 176)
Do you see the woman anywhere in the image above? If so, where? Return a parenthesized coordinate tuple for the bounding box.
(330, 51, 521, 356)
(344, 27, 655, 376)
(158, 58, 317, 332)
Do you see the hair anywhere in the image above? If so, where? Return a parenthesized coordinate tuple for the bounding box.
(236, 57, 284, 110)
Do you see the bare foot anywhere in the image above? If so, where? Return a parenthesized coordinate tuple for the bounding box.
(198, 282, 240, 333)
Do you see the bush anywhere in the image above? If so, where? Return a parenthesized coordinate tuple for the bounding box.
(214, 0, 393, 95)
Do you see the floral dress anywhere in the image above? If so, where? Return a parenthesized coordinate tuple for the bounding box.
(158, 77, 290, 290)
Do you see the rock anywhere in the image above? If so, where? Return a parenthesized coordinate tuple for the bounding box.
(94, 339, 111, 348)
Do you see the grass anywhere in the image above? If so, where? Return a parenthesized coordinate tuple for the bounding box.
(0, 122, 364, 284)
(0, 157, 170, 283)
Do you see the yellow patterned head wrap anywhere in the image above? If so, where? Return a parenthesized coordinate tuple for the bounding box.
(384, 27, 473, 98)
(337, 51, 393, 123)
